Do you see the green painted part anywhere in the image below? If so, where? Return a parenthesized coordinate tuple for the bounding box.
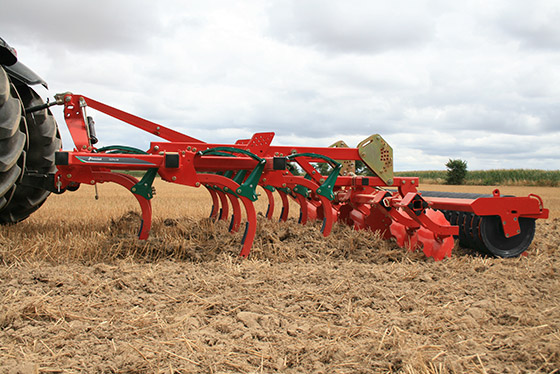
(263, 185, 276, 192)
(97, 145, 148, 154)
(201, 150, 236, 158)
(131, 168, 158, 200)
(200, 147, 263, 162)
(292, 184, 309, 198)
(287, 153, 341, 168)
(316, 164, 341, 200)
(277, 187, 291, 194)
(236, 159, 266, 201)
(233, 170, 247, 184)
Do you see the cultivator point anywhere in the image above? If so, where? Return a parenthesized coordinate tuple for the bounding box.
(40, 93, 548, 260)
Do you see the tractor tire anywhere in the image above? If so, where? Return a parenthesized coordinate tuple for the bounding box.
(0, 66, 61, 224)
(0, 66, 26, 212)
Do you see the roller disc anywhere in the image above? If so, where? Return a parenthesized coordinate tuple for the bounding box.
(336, 203, 353, 226)
(417, 210, 454, 260)
(478, 216, 536, 258)
(390, 221, 419, 251)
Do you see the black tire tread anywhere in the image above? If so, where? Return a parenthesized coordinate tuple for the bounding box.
(0, 77, 61, 224)
(0, 66, 26, 209)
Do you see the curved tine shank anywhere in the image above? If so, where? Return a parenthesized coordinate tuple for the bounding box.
(205, 187, 221, 219)
(263, 187, 275, 220)
(216, 190, 230, 221)
(198, 174, 258, 258)
(277, 190, 290, 222)
(93, 171, 153, 239)
(294, 193, 309, 224)
(226, 193, 242, 232)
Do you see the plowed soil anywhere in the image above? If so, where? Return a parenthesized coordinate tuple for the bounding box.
(1, 182, 559, 373)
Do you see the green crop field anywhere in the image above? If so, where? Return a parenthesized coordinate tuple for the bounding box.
(395, 169, 560, 187)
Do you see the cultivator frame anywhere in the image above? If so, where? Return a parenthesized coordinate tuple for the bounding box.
(51, 93, 548, 260)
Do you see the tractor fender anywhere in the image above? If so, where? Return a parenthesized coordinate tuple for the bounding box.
(1, 37, 48, 88)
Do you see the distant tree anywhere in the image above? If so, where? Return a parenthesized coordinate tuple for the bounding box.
(355, 160, 374, 176)
(445, 159, 468, 185)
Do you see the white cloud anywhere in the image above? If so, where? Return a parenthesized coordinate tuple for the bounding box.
(1, 0, 558, 171)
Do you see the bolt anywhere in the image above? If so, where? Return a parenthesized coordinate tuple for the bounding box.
(317, 189, 321, 193)
(187, 146, 192, 151)
(172, 176, 177, 181)
(82, 145, 87, 149)
(154, 145, 160, 151)
(193, 148, 197, 152)
(402, 180, 406, 184)
(517, 229, 520, 234)
(132, 187, 136, 192)
(237, 189, 242, 194)
(513, 217, 518, 221)
(66, 174, 72, 178)
(506, 234, 510, 238)
(195, 182, 200, 187)
(503, 221, 507, 225)
(282, 183, 286, 187)
(182, 151, 185, 155)
(159, 151, 164, 155)
(90, 180, 95, 184)
(65, 96, 71, 102)
(156, 126, 160, 130)
(262, 178, 267, 182)
(387, 179, 393, 185)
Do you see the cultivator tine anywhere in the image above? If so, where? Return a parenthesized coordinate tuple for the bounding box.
(226, 193, 242, 232)
(216, 190, 230, 221)
(294, 193, 310, 224)
(94, 171, 153, 239)
(206, 187, 221, 219)
(262, 186, 275, 220)
(277, 189, 290, 222)
(198, 174, 258, 257)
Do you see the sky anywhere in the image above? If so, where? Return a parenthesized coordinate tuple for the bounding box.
(1, 0, 559, 171)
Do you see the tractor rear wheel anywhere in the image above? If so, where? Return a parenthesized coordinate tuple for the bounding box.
(0, 66, 26, 212)
(0, 66, 61, 224)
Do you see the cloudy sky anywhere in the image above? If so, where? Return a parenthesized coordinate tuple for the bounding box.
(2, 0, 559, 171)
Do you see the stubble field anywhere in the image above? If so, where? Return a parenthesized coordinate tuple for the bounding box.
(1, 181, 559, 373)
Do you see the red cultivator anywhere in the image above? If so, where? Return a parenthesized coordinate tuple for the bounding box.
(43, 92, 547, 260)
